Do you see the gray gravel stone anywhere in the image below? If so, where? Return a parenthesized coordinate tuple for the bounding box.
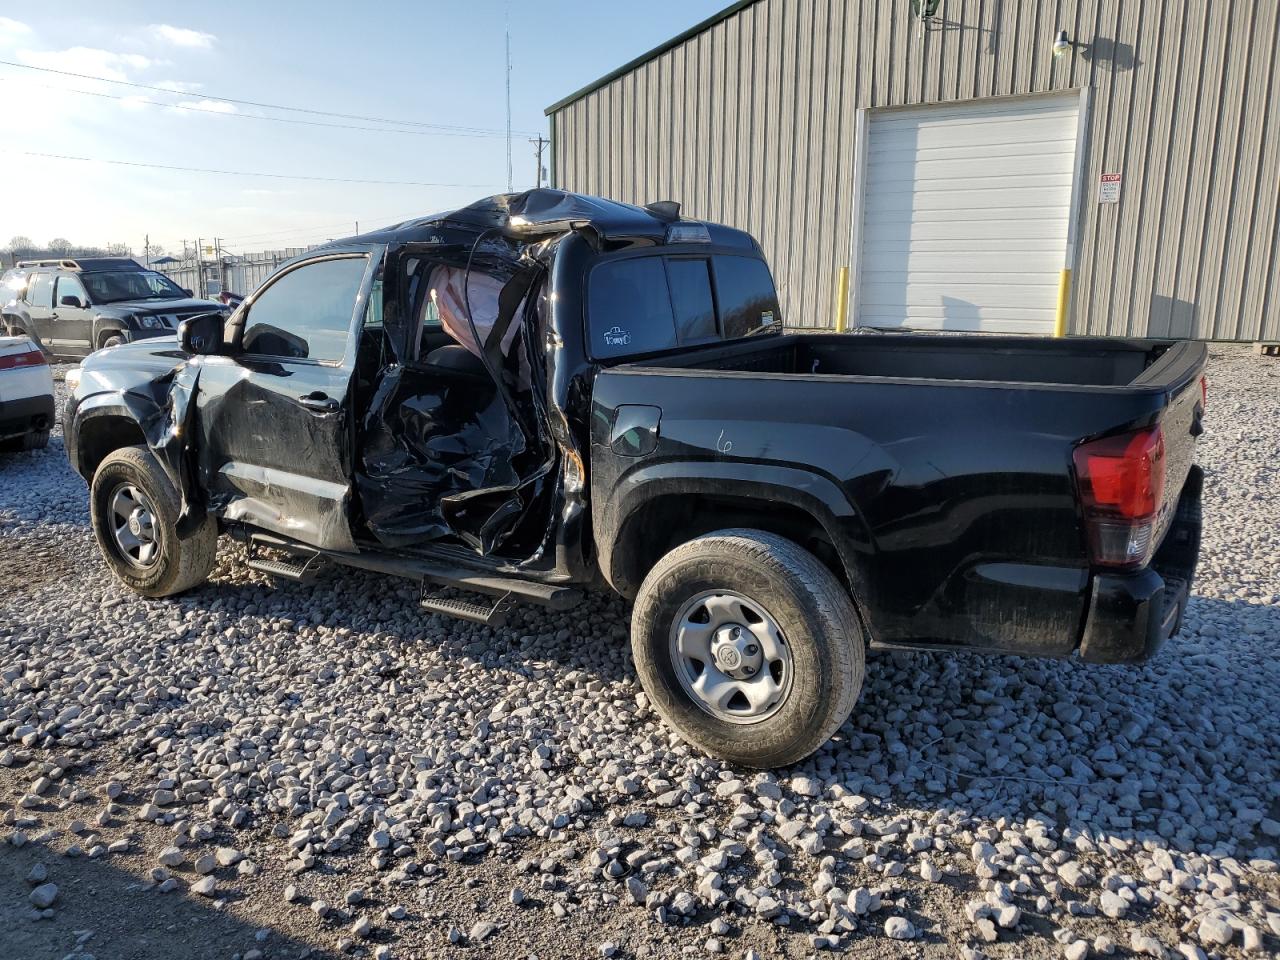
(2, 353, 1279, 960)
(884, 917, 916, 940)
(29, 883, 58, 909)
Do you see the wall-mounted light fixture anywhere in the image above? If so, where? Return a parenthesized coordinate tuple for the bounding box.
(1053, 30, 1072, 57)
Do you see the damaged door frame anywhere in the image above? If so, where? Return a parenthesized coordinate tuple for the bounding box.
(193, 245, 385, 552)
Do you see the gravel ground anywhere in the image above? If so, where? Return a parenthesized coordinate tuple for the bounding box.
(1, 348, 1278, 960)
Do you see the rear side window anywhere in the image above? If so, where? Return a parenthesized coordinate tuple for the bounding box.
(590, 257, 680, 357)
(588, 253, 780, 359)
(2, 270, 26, 299)
(714, 256, 781, 338)
(27, 273, 53, 308)
(589, 256, 722, 359)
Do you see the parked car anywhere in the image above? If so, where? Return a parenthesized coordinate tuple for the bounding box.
(1, 257, 227, 359)
(0, 333, 54, 452)
(62, 190, 1206, 767)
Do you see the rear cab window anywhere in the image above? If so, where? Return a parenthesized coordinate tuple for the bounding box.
(587, 252, 780, 360)
(27, 273, 54, 308)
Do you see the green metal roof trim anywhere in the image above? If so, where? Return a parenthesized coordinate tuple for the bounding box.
(544, 0, 763, 116)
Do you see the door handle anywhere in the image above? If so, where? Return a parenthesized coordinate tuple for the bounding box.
(298, 392, 339, 412)
(49, 312, 59, 320)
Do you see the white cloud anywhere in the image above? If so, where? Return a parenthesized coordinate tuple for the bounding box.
(0, 16, 33, 47)
(149, 24, 216, 49)
(17, 47, 154, 82)
(172, 99, 237, 115)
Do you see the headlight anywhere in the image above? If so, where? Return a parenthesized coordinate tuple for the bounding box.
(64, 366, 82, 389)
(139, 316, 163, 329)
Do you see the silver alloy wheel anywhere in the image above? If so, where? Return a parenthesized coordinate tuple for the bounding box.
(668, 590, 793, 724)
(109, 483, 159, 568)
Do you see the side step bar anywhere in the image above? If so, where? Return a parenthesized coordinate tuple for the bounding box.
(245, 537, 327, 583)
(421, 591, 516, 627)
(242, 531, 584, 613)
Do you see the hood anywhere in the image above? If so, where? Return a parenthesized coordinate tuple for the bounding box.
(79, 334, 186, 384)
(95, 297, 225, 318)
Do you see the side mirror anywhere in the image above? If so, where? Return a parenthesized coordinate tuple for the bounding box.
(60, 295, 85, 309)
(179, 313, 225, 356)
(183, 288, 194, 298)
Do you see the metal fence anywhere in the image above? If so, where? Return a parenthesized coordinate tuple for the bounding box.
(152, 248, 314, 299)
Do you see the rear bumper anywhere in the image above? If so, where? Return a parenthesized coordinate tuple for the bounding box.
(1078, 466, 1203, 664)
(0, 392, 55, 440)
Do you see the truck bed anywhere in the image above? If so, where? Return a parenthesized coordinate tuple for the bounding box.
(619, 331, 1200, 391)
(593, 332, 1206, 660)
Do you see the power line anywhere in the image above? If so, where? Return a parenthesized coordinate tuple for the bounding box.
(4, 150, 504, 188)
(221, 220, 393, 245)
(222, 219, 387, 244)
(0, 58, 540, 136)
(0, 77, 521, 140)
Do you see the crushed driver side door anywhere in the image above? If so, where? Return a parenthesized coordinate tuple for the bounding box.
(189, 247, 381, 551)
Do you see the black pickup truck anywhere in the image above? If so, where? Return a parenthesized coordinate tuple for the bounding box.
(64, 190, 1206, 767)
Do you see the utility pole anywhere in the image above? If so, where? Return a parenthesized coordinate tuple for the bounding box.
(505, 20, 513, 192)
(144, 233, 149, 268)
(530, 136, 549, 188)
(355, 221, 359, 235)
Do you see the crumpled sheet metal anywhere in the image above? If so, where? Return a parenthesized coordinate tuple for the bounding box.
(449, 189, 669, 245)
(353, 221, 560, 556)
(116, 361, 206, 537)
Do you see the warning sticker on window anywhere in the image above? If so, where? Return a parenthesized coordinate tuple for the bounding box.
(761, 311, 776, 326)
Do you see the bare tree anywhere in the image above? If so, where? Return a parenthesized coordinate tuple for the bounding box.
(105, 242, 133, 256)
(47, 238, 73, 255)
(8, 236, 34, 254)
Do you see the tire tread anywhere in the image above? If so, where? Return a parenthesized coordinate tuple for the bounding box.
(632, 528, 865, 768)
(90, 445, 217, 597)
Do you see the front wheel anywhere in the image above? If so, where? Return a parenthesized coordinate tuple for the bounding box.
(631, 528, 865, 768)
(90, 445, 218, 597)
(100, 334, 126, 350)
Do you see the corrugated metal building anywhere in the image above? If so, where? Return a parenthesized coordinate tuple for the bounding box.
(545, 0, 1280, 341)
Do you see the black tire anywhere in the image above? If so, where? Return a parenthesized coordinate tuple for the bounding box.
(631, 528, 865, 769)
(90, 445, 218, 597)
(100, 334, 126, 350)
(0, 429, 50, 453)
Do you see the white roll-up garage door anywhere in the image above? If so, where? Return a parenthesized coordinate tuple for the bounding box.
(856, 94, 1081, 334)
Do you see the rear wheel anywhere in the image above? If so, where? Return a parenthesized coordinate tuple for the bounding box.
(90, 446, 217, 597)
(631, 528, 865, 768)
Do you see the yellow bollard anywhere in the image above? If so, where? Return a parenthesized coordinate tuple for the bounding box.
(1053, 268, 1072, 338)
(835, 266, 850, 333)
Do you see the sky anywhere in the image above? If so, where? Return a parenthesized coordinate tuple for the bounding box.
(0, 1, 727, 258)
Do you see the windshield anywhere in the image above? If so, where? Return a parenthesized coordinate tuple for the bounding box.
(81, 270, 187, 304)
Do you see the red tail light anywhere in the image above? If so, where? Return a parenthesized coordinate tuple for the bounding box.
(1200, 375, 1208, 410)
(0, 348, 46, 370)
(1073, 426, 1166, 568)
